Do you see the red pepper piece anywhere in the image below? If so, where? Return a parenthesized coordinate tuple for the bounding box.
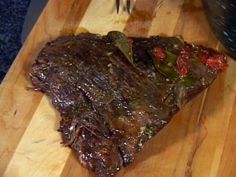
(176, 48, 190, 79)
(197, 53, 208, 63)
(153, 47, 166, 61)
(206, 54, 228, 71)
(197, 52, 228, 71)
(176, 57, 189, 79)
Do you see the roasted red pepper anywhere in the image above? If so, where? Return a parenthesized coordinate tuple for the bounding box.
(197, 52, 228, 71)
(206, 54, 228, 71)
(176, 48, 190, 79)
(197, 53, 208, 63)
(153, 47, 166, 61)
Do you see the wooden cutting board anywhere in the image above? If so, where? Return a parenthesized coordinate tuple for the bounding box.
(0, 0, 236, 177)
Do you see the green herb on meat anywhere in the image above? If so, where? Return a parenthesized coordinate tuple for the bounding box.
(151, 50, 179, 81)
(107, 31, 133, 64)
(140, 125, 153, 140)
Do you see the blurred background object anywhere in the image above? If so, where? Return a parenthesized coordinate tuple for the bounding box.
(116, 0, 131, 14)
(202, 0, 236, 58)
(0, 0, 48, 83)
(0, 0, 31, 82)
(21, 0, 48, 43)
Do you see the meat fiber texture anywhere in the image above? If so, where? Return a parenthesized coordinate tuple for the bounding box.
(30, 32, 227, 177)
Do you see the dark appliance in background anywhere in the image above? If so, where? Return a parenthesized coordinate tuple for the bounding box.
(202, 0, 236, 59)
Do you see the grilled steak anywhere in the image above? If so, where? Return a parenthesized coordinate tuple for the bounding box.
(30, 32, 227, 177)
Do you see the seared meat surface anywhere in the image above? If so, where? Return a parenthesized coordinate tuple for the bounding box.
(30, 32, 227, 177)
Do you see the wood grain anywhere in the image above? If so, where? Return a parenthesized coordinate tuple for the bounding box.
(0, 0, 90, 176)
(0, 0, 235, 177)
(3, 97, 70, 177)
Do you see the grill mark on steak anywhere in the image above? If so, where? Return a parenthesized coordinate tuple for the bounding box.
(30, 32, 226, 177)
